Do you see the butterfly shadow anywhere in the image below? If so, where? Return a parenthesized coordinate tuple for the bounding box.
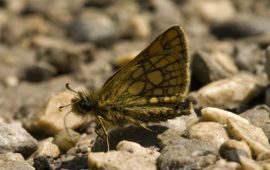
(91, 125, 168, 152)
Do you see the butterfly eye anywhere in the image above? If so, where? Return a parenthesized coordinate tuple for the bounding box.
(79, 100, 92, 111)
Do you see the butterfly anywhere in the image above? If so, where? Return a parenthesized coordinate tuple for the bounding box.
(61, 26, 191, 151)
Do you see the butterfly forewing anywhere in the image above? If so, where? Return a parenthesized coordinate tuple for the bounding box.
(99, 26, 189, 108)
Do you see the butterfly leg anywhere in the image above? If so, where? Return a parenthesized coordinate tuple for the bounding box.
(97, 116, 110, 151)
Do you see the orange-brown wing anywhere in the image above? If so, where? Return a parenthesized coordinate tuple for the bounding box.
(98, 26, 190, 107)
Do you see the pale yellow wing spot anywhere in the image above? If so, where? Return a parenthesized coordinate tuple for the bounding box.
(128, 81, 145, 95)
(132, 67, 144, 79)
(147, 71, 163, 85)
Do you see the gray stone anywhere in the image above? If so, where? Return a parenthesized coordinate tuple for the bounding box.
(195, 73, 265, 109)
(240, 105, 270, 141)
(211, 15, 270, 39)
(227, 118, 270, 157)
(235, 44, 265, 73)
(89, 140, 160, 170)
(204, 159, 240, 170)
(0, 123, 38, 157)
(68, 10, 118, 46)
(189, 122, 229, 149)
(0, 159, 34, 170)
(158, 129, 184, 149)
(157, 137, 218, 170)
(192, 50, 238, 84)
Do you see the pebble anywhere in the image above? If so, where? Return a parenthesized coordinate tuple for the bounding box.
(113, 51, 139, 68)
(24, 91, 84, 135)
(239, 156, 262, 170)
(157, 137, 218, 170)
(189, 122, 229, 148)
(88, 140, 160, 170)
(0, 123, 38, 157)
(227, 118, 270, 157)
(129, 14, 151, 39)
(204, 159, 240, 170)
(35, 137, 60, 158)
(158, 129, 185, 148)
(151, 0, 182, 32)
(68, 10, 118, 45)
(196, 73, 264, 109)
(235, 43, 265, 73)
(192, 50, 238, 84)
(22, 61, 56, 82)
(219, 139, 252, 161)
(195, 0, 235, 23)
(240, 105, 270, 141)
(2, 75, 19, 87)
(211, 14, 270, 39)
(31, 36, 94, 74)
(0, 152, 35, 170)
(53, 129, 80, 152)
(201, 107, 249, 124)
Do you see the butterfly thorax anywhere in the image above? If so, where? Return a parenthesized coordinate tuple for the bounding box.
(71, 90, 101, 117)
(71, 90, 124, 123)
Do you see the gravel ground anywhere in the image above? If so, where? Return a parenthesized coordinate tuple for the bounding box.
(0, 0, 270, 169)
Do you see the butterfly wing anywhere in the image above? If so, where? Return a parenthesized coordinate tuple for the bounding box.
(98, 26, 190, 121)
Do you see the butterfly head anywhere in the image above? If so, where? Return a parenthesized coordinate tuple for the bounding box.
(60, 83, 98, 117)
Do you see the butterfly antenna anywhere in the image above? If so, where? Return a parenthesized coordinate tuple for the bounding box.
(66, 83, 78, 94)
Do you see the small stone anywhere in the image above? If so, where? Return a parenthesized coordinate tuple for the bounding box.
(227, 118, 270, 157)
(32, 36, 93, 74)
(0, 153, 35, 170)
(189, 122, 229, 148)
(0, 152, 25, 162)
(240, 105, 270, 141)
(160, 111, 198, 133)
(192, 50, 238, 84)
(2, 75, 19, 87)
(35, 137, 60, 158)
(211, 15, 270, 39)
(22, 62, 56, 82)
(151, 0, 182, 32)
(201, 107, 249, 124)
(0, 123, 38, 157)
(24, 91, 84, 135)
(195, 73, 264, 109)
(54, 154, 88, 170)
(235, 43, 265, 73)
(256, 151, 270, 168)
(157, 137, 218, 170)
(68, 10, 118, 45)
(158, 129, 184, 148)
(113, 51, 139, 68)
(33, 156, 54, 170)
(204, 159, 240, 170)
(129, 14, 151, 39)
(219, 139, 252, 162)
(195, 0, 235, 23)
(240, 156, 263, 170)
(88, 140, 160, 170)
(53, 129, 80, 152)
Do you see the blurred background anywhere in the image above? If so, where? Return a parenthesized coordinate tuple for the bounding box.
(0, 0, 269, 120)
